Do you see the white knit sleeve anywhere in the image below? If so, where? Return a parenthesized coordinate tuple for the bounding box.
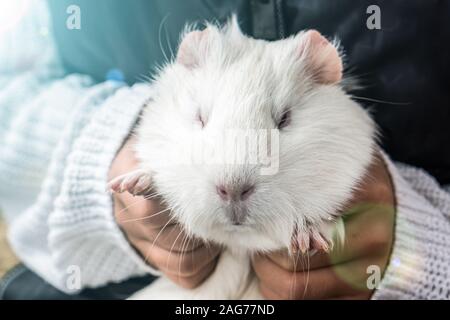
(372, 154, 450, 299)
(0, 0, 69, 217)
(8, 83, 160, 293)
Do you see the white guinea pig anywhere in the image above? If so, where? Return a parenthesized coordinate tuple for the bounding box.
(108, 16, 376, 299)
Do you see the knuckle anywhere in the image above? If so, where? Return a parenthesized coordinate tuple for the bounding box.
(132, 204, 151, 220)
(177, 277, 202, 290)
(279, 278, 298, 298)
(370, 222, 392, 246)
(372, 183, 393, 203)
(113, 201, 126, 223)
(178, 255, 197, 274)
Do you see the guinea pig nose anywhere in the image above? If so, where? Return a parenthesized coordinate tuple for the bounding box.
(216, 184, 255, 201)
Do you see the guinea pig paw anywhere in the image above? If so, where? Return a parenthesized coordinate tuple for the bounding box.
(291, 229, 310, 255)
(310, 219, 343, 253)
(107, 170, 152, 195)
(107, 175, 126, 194)
(310, 227, 333, 253)
(132, 172, 153, 195)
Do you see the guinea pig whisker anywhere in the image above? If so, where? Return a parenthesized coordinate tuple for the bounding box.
(143, 192, 163, 200)
(350, 95, 411, 106)
(114, 190, 162, 217)
(176, 232, 189, 278)
(178, 233, 194, 275)
(158, 13, 171, 64)
(119, 207, 171, 223)
(289, 252, 298, 300)
(302, 252, 311, 299)
(144, 214, 178, 263)
(166, 227, 186, 273)
(115, 197, 149, 216)
(164, 16, 175, 61)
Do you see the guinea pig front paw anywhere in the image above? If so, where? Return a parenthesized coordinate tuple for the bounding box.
(107, 169, 153, 196)
(310, 226, 334, 253)
(311, 218, 345, 253)
(291, 227, 332, 254)
(291, 219, 344, 255)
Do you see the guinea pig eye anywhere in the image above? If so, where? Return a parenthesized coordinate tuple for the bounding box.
(197, 113, 206, 128)
(277, 110, 291, 129)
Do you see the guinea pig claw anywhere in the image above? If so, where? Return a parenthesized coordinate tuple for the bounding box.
(132, 174, 153, 195)
(290, 226, 309, 255)
(120, 176, 139, 194)
(296, 232, 310, 255)
(290, 232, 300, 254)
(107, 175, 126, 193)
(310, 229, 333, 253)
(107, 170, 152, 195)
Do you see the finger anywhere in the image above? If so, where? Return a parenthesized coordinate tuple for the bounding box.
(332, 201, 394, 264)
(266, 250, 331, 272)
(115, 192, 172, 228)
(127, 222, 207, 253)
(165, 256, 219, 289)
(152, 225, 209, 252)
(116, 193, 212, 252)
(120, 203, 201, 252)
(329, 292, 372, 300)
(125, 222, 184, 250)
(108, 138, 140, 184)
(253, 254, 375, 299)
(345, 152, 394, 206)
(260, 283, 284, 300)
(133, 237, 221, 277)
(115, 196, 188, 251)
(269, 202, 394, 272)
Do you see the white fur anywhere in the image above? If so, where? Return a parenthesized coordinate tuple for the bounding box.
(128, 18, 375, 299)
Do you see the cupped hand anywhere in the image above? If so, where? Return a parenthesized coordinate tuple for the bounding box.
(252, 152, 396, 299)
(109, 137, 221, 289)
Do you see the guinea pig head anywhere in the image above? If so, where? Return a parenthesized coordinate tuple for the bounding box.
(135, 19, 374, 252)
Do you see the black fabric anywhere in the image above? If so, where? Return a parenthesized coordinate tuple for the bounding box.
(282, 0, 450, 185)
(0, 264, 155, 300)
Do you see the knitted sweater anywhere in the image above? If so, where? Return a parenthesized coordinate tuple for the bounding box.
(1, 0, 450, 299)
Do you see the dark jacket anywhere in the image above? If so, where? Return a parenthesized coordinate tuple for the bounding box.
(47, 0, 450, 184)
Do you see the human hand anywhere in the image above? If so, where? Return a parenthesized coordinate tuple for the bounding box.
(109, 137, 221, 289)
(252, 152, 396, 299)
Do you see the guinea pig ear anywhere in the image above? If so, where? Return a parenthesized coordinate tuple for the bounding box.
(298, 30, 343, 84)
(177, 28, 210, 69)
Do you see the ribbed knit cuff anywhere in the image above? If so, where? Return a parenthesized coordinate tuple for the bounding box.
(372, 154, 450, 299)
(46, 83, 160, 291)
